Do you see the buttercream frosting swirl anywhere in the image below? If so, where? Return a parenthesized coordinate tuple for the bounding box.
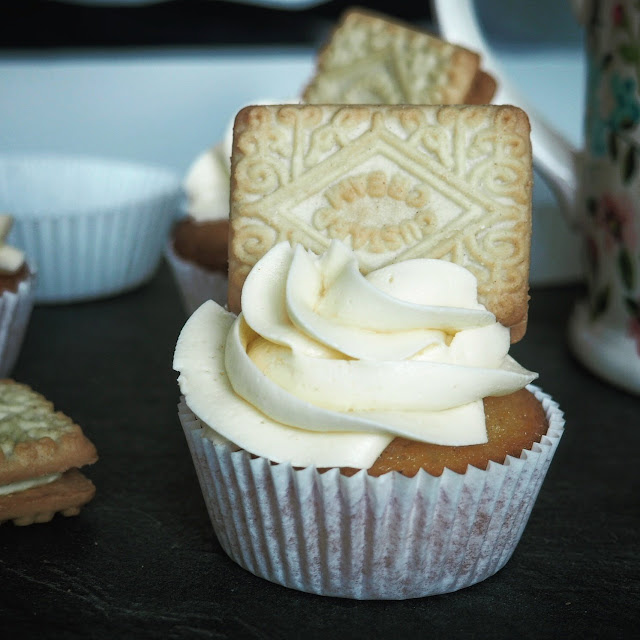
(174, 241, 537, 468)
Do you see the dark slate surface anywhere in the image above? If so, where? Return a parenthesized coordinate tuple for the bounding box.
(1, 262, 638, 639)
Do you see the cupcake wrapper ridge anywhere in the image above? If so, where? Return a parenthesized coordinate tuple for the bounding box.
(178, 386, 564, 600)
(1, 153, 181, 303)
(12, 202, 176, 303)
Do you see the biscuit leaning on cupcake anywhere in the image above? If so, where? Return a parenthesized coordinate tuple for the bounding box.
(173, 103, 564, 599)
(228, 104, 528, 340)
(0, 380, 98, 526)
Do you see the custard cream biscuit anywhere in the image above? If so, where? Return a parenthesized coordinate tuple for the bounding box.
(0, 380, 98, 525)
(303, 8, 496, 106)
(229, 104, 532, 340)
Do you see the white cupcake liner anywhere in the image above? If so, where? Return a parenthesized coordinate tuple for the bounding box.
(164, 241, 228, 314)
(0, 272, 35, 378)
(178, 386, 565, 600)
(0, 154, 182, 303)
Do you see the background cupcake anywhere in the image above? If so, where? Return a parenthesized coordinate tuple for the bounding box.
(0, 214, 35, 378)
(166, 98, 298, 314)
(165, 143, 230, 314)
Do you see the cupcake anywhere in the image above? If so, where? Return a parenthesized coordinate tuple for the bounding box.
(167, 98, 298, 314)
(0, 214, 35, 378)
(173, 240, 564, 599)
(165, 142, 230, 314)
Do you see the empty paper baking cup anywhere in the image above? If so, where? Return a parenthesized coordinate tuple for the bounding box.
(0, 154, 182, 303)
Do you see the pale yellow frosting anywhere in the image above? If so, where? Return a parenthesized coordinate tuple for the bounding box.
(174, 240, 537, 469)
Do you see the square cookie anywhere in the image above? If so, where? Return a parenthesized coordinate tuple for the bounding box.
(229, 104, 532, 340)
(303, 8, 496, 106)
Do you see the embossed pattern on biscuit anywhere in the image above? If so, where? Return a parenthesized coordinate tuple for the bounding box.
(0, 380, 98, 486)
(229, 104, 532, 336)
(0, 383, 67, 458)
(303, 9, 481, 106)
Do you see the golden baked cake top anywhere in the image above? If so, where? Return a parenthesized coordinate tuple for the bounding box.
(228, 103, 532, 340)
(303, 8, 496, 106)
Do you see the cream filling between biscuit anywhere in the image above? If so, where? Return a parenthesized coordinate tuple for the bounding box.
(174, 240, 537, 469)
(0, 473, 61, 496)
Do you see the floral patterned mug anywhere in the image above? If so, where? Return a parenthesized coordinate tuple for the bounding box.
(569, 0, 640, 394)
(433, 0, 640, 394)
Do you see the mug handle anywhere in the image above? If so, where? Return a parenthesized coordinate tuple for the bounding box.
(431, 0, 581, 223)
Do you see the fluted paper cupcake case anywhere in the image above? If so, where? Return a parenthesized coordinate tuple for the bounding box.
(0, 274, 35, 378)
(1, 154, 182, 303)
(164, 241, 228, 315)
(178, 386, 564, 600)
